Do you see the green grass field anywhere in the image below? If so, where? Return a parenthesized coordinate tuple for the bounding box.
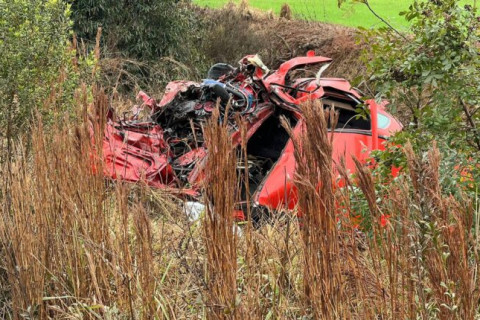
(194, 0, 473, 29)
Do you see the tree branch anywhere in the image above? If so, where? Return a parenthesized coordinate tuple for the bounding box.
(460, 99, 480, 152)
(364, 0, 408, 40)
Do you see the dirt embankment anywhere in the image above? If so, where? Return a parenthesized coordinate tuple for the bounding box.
(199, 3, 365, 80)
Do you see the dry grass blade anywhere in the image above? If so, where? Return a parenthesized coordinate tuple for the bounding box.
(0, 87, 177, 319)
(402, 141, 480, 319)
(284, 100, 344, 318)
(203, 103, 239, 319)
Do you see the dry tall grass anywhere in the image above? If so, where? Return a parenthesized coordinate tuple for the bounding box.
(0, 89, 479, 319)
(203, 106, 238, 319)
(0, 87, 187, 319)
(284, 102, 343, 318)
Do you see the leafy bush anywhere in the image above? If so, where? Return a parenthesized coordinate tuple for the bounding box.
(0, 0, 79, 140)
(69, 0, 208, 94)
(70, 0, 200, 61)
(362, 0, 480, 157)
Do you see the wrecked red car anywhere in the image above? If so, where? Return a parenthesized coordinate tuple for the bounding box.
(102, 52, 402, 220)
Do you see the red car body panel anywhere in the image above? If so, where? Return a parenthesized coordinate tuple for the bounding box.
(101, 53, 402, 218)
(253, 123, 392, 211)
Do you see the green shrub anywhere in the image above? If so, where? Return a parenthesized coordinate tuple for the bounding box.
(362, 0, 480, 157)
(359, 0, 480, 199)
(0, 0, 80, 139)
(70, 0, 200, 61)
(69, 0, 208, 93)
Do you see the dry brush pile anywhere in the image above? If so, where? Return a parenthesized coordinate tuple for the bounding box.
(199, 2, 363, 80)
(0, 90, 479, 319)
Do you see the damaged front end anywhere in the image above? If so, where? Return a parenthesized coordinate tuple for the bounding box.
(101, 52, 402, 221)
